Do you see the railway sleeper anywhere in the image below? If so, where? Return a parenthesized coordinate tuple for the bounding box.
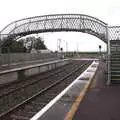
(11, 114, 30, 120)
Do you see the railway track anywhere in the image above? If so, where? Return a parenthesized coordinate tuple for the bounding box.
(0, 60, 92, 120)
(0, 61, 83, 113)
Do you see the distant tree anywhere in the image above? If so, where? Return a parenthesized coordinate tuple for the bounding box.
(1, 36, 47, 53)
(33, 37, 47, 50)
(25, 36, 36, 51)
(23, 36, 47, 51)
(2, 39, 27, 53)
(10, 40, 27, 52)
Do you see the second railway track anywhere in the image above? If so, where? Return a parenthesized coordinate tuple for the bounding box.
(0, 60, 92, 120)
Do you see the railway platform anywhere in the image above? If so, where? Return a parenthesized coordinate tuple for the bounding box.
(73, 62, 120, 120)
(34, 60, 120, 120)
(0, 58, 59, 72)
(31, 60, 99, 120)
(30, 60, 120, 120)
(1, 59, 118, 120)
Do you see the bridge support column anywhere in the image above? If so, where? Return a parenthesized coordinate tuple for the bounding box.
(106, 26, 111, 85)
(0, 34, 1, 54)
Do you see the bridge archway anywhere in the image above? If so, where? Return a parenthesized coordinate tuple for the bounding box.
(0, 14, 120, 51)
(0, 14, 109, 46)
(39, 32, 107, 52)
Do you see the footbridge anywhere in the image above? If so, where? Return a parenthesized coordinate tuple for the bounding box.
(0, 14, 119, 44)
(0, 14, 120, 84)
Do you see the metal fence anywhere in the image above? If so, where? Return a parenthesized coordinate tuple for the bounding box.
(0, 52, 60, 67)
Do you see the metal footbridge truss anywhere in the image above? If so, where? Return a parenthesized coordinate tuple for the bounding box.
(1, 14, 120, 46)
(0, 14, 115, 46)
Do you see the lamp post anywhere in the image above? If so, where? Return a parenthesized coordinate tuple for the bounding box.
(0, 34, 1, 53)
(57, 39, 61, 52)
(99, 45, 102, 59)
(66, 41, 68, 52)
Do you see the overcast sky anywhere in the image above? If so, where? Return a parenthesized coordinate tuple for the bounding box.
(1, 0, 120, 52)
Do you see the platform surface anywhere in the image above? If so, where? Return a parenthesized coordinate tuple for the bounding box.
(73, 61, 120, 120)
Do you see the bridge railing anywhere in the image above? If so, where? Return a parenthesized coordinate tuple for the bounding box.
(0, 14, 108, 46)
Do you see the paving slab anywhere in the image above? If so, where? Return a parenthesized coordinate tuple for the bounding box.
(73, 61, 120, 120)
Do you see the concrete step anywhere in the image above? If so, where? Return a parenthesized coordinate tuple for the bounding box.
(111, 48, 120, 52)
(111, 62, 120, 64)
(110, 45, 120, 48)
(111, 59, 120, 61)
(111, 54, 120, 56)
(111, 63, 120, 66)
(111, 51, 120, 52)
(111, 75, 120, 79)
(111, 79, 120, 84)
(111, 51, 120, 53)
(111, 61, 120, 65)
(111, 60, 120, 63)
(111, 58, 120, 60)
(111, 68, 120, 71)
(110, 45, 120, 47)
(110, 40, 120, 84)
(111, 66, 120, 69)
(111, 71, 120, 74)
(110, 40, 120, 44)
(111, 78, 120, 80)
(111, 60, 120, 62)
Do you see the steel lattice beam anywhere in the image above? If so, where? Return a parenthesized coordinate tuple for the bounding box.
(0, 14, 119, 46)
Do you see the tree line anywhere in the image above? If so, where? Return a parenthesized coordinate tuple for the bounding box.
(1, 36, 47, 53)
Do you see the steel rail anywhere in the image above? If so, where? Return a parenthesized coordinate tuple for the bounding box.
(0, 62, 72, 98)
(0, 61, 83, 98)
(0, 61, 91, 120)
(0, 61, 86, 113)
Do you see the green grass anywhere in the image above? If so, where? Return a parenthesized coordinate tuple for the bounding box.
(64, 52, 107, 58)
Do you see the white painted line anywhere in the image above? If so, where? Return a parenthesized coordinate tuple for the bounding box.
(31, 71, 83, 120)
(31, 61, 98, 120)
(0, 59, 69, 74)
(64, 61, 99, 120)
(72, 58, 99, 61)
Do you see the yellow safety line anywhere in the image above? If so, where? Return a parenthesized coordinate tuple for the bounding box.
(64, 77, 93, 120)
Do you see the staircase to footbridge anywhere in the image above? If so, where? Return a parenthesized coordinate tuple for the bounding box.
(0, 14, 120, 84)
